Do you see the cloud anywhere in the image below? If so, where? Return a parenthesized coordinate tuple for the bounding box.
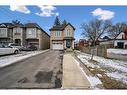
(35, 5, 59, 17)
(91, 8, 115, 20)
(9, 5, 30, 14)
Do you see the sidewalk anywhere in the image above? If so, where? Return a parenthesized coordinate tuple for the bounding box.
(62, 53, 91, 89)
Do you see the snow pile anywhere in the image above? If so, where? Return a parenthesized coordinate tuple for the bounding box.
(107, 48, 127, 55)
(0, 50, 48, 68)
(87, 75, 102, 87)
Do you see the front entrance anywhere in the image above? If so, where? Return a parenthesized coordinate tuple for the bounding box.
(15, 39, 21, 45)
(66, 40, 71, 48)
(117, 42, 124, 48)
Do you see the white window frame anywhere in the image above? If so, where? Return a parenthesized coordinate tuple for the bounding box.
(27, 28, 37, 38)
(14, 28, 22, 33)
(66, 29, 71, 37)
(0, 28, 7, 37)
(55, 31, 61, 37)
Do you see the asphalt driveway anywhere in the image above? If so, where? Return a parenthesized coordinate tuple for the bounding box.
(0, 50, 63, 89)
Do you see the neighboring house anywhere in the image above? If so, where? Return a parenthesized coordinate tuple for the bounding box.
(13, 23, 24, 46)
(78, 39, 89, 47)
(99, 36, 114, 46)
(49, 16, 75, 50)
(0, 23, 13, 45)
(25, 23, 50, 50)
(114, 29, 127, 49)
(0, 22, 50, 50)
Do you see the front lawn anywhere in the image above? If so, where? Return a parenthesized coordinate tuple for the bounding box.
(75, 50, 127, 89)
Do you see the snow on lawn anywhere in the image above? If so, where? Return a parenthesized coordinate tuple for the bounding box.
(0, 50, 49, 68)
(76, 51, 127, 84)
(107, 48, 127, 55)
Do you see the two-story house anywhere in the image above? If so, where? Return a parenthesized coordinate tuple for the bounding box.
(13, 23, 25, 46)
(0, 22, 50, 50)
(49, 16, 75, 50)
(0, 23, 13, 45)
(25, 23, 50, 50)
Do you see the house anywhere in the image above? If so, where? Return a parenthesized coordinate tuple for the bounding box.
(114, 28, 127, 49)
(78, 39, 89, 47)
(49, 16, 75, 50)
(0, 22, 50, 50)
(13, 23, 25, 46)
(0, 23, 13, 45)
(99, 36, 114, 46)
(25, 23, 50, 50)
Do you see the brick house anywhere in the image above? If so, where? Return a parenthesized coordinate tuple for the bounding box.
(0, 22, 50, 50)
(49, 16, 75, 50)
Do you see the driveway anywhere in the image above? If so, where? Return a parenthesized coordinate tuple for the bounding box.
(0, 50, 63, 89)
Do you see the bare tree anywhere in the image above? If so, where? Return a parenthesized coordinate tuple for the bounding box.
(81, 19, 112, 46)
(109, 22, 127, 38)
(81, 19, 112, 60)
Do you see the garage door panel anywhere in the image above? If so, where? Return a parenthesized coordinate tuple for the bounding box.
(52, 44, 63, 50)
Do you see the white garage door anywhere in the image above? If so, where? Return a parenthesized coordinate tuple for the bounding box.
(52, 43, 64, 50)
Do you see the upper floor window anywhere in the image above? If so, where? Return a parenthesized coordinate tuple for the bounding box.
(0, 28, 7, 37)
(65, 29, 71, 37)
(55, 31, 61, 37)
(27, 28, 36, 38)
(14, 28, 22, 35)
(15, 28, 22, 33)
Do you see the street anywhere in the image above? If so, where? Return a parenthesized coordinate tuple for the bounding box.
(0, 50, 63, 89)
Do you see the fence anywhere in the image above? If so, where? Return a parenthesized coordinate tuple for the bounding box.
(78, 44, 114, 58)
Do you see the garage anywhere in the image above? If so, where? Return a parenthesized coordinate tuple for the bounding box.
(52, 43, 64, 50)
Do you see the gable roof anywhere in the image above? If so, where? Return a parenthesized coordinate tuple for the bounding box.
(49, 22, 75, 31)
(25, 23, 41, 29)
(0, 23, 14, 28)
(25, 23, 50, 37)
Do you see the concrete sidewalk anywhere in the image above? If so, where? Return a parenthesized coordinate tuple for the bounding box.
(62, 53, 91, 89)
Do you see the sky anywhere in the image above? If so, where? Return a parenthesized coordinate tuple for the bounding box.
(0, 6, 127, 41)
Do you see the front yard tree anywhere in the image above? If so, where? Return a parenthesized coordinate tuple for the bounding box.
(81, 19, 112, 60)
(109, 22, 127, 38)
(81, 19, 112, 46)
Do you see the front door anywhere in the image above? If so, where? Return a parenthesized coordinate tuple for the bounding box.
(15, 39, 21, 45)
(66, 40, 71, 48)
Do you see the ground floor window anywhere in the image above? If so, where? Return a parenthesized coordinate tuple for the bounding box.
(117, 42, 124, 49)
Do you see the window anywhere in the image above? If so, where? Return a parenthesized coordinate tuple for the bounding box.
(14, 28, 22, 35)
(55, 31, 61, 37)
(0, 28, 7, 37)
(27, 28, 36, 38)
(66, 29, 71, 37)
(14, 28, 21, 33)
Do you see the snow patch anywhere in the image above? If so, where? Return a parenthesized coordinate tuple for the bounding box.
(107, 48, 127, 55)
(106, 72, 127, 84)
(0, 50, 49, 68)
(73, 57, 102, 88)
(76, 51, 127, 85)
